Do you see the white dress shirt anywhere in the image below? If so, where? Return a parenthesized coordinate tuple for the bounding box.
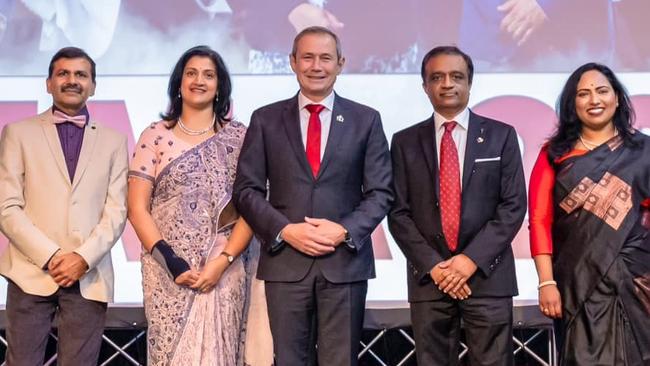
(298, 91, 335, 160)
(434, 107, 470, 184)
(276, 91, 335, 242)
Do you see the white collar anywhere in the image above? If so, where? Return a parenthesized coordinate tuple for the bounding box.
(433, 107, 470, 132)
(298, 91, 335, 112)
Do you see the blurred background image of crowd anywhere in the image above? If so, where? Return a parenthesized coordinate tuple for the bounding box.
(0, 0, 648, 76)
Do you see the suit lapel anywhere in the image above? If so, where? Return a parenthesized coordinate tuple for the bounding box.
(461, 112, 485, 190)
(417, 118, 439, 200)
(40, 110, 72, 186)
(318, 95, 344, 178)
(72, 120, 98, 189)
(282, 96, 313, 179)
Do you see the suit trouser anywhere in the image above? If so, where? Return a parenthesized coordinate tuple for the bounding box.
(411, 296, 513, 366)
(265, 260, 368, 366)
(4, 280, 107, 366)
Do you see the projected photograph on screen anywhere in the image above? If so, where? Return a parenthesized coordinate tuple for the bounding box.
(0, 0, 649, 75)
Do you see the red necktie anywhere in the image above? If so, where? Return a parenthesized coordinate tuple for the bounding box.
(52, 110, 87, 128)
(439, 121, 461, 252)
(305, 104, 325, 178)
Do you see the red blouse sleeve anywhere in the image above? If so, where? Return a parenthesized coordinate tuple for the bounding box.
(528, 147, 555, 256)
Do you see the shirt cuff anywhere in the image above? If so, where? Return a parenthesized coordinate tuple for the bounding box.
(43, 249, 61, 270)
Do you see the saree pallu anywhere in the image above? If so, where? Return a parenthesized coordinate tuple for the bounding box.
(142, 122, 250, 366)
(552, 135, 650, 366)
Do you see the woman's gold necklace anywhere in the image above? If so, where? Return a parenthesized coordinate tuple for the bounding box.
(579, 129, 618, 151)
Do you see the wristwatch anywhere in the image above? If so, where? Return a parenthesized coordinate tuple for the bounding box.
(344, 230, 352, 245)
(343, 230, 356, 252)
(220, 251, 235, 265)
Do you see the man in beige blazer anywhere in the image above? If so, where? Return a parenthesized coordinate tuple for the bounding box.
(0, 47, 128, 365)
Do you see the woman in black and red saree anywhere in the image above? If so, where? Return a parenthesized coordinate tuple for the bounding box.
(528, 63, 650, 365)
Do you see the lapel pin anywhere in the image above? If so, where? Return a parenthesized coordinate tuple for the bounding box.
(477, 136, 484, 143)
(336, 115, 344, 122)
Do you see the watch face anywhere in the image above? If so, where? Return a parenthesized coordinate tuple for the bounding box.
(222, 252, 234, 263)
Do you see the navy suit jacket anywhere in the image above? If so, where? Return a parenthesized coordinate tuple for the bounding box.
(233, 93, 393, 283)
(388, 111, 526, 302)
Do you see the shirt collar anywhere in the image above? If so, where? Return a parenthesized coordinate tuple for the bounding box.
(298, 91, 335, 112)
(433, 107, 470, 132)
(52, 104, 90, 125)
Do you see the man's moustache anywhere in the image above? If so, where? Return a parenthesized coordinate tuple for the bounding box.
(61, 85, 81, 93)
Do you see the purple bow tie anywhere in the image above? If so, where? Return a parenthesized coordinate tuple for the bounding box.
(52, 110, 87, 128)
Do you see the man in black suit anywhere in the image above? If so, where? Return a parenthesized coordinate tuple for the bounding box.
(233, 26, 393, 365)
(388, 46, 526, 365)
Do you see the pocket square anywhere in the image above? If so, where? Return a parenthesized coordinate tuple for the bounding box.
(474, 157, 501, 162)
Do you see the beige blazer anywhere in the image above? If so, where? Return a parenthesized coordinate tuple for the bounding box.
(0, 108, 128, 303)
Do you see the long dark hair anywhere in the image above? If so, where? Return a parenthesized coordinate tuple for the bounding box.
(547, 62, 636, 161)
(161, 45, 232, 130)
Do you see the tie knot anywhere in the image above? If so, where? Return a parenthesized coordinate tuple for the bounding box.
(306, 104, 325, 115)
(443, 121, 457, 133)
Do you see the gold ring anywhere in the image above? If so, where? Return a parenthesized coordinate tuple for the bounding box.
(543, 308, 549, 313)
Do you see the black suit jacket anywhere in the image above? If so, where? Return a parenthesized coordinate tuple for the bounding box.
(388, 111, 526, 302)
(233, 93, 393, 283)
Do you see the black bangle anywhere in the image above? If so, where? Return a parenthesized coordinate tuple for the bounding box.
(151, 239, 191, 280)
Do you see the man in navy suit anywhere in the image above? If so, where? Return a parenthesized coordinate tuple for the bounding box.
(233, 26, 393, 365)
(388, 46, 526, 365)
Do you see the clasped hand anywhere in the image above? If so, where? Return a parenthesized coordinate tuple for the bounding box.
(280, 217, 346, 256)
(176, 257, 230, 293)
(430, 254, 477, 300)
(48, 251, 89, 288)
(497, 0, 547, 46)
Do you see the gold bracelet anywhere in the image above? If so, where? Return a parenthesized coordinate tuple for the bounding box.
(537, 280, 557, 290)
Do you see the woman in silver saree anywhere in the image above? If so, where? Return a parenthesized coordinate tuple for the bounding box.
(127, 46, 271, 365)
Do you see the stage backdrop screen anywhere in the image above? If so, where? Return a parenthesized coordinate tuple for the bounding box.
(0, 0, 649, 304)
